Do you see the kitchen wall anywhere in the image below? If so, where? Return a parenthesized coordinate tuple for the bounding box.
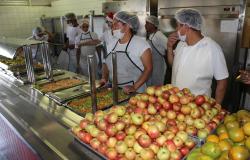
(0, 0, 105, 38)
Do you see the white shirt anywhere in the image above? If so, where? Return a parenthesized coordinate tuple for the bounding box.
(149, 31, 168, 55)
(172, 37, 229, 96)
(105, 35, 151, 70)
(74, 31, 98, 48)
(66, 26, 81, 45)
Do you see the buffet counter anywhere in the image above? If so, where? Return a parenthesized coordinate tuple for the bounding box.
(0, 71, 103, 160)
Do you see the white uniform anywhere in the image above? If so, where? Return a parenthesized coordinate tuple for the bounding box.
(147, 31, 168, 86)
(57, 26, 81, 72)
(104, 35, 151, 93)
(172, 37, 229, 96)
(75, 31, 99, 76)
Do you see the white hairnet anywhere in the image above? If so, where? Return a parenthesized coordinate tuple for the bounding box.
(146, 15, 159, 27)
(80, 19, 89, 26)
(114, 11, 140, 32)
(175, 8, 203, 30)
(32, 27, 42, 36)
(65, 12, 76, 20)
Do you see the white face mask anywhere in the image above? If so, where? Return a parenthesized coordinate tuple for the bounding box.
(177, 30, 186, 42)
(113, 29, 125, 40)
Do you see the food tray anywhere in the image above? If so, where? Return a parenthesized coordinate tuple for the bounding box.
(33, 76, 87, 94)
(63, 88, 131, 116)
(46, 82, 102, 104)
(19, 70, 65, 82)
(69, 130, 199, 160)
(0, 56, 25, 70)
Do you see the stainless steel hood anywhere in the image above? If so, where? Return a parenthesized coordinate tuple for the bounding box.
(0, 37, 42, 59)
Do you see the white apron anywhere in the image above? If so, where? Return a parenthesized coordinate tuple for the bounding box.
(79, 32, 98, 77)
(105, 36, 146, 93)
(147, 32, 167, 86)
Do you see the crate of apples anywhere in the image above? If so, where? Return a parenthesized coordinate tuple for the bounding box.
(71, 84, 226, 160)
(187, 109, 250, 160)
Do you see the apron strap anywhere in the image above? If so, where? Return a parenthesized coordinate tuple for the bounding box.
(80, 32, 93, 41)
(150, 31, 165, 58)
(118, 80, 134, 86)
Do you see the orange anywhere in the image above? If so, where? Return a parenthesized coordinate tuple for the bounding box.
(229, 146, 249, 160)
(218, 140, 232, 151)
(243, 122, 250, 136)
(219, 132, 229, 140)
(206, 134, 220, 143)
(228, 128, 245, 143)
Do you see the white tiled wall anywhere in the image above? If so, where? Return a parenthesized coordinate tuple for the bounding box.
(0, 0, 106, 38)
(0, 6, 50, 38)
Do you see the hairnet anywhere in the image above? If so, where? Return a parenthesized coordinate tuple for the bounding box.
(80, 19, 89, 26)
(146, 15, 159, 27)
(32, 27, 42, 36)
(65, 12, 76, 20)
(114, 11, 140, 32)
(175, 8, 203, 30)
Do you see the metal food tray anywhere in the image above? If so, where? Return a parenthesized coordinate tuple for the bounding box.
(69, 130, 199, 160)
(32, 76, 88, 94)
(0, 61, 25, 70)
(69, 130, 107, 160)
(46, 82, 102, 105)
(63, 88, 132, 117)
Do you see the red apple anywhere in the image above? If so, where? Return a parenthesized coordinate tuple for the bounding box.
(201, 102, 211, 110)
(116, 131, 126, 141)
(97, 144, 107, 155)
(168, 125, 179, 134)
(106, 137, 117, 148)
(148, 95, 157, 104)
(182, 88, 191, 94)
(106, 148, 118, 160)
(154, 102, 162, 110)
(97, 119, 108, 131)
(138, 134, 152, 148)
(155, 121, 166, 132)
(78, 130, 86, 141)
(173, 102, 182, 112)
(156, 135, 167, 146)
(146, 86, 155, 96)
(159, 109, 167, 117)
(149, 142, 160, 154)
(162, 90, 171, 100)
(97, 131, 108, 143)
(173, 136, 184, 149)
(79, 119, 90, 129)
(140, 148, 155, 160)
(90, 138, 100, 149)
(129, 97, 138, 106)
(165, 140, 177, 152)
(105, 125, 117, 137)
(185, 115, 194, 125)
(177, 113, 185, 122)
(180, 96, 190, 105)
(169, 95, 179, 104)
(180, 146, 189, 156)
(177, 122, 187, 131)
(121, 114, 131, 125)
(180, 105, 191, 115)
(164, 131, 175, 140)
(115, 141, 128, 154)
(125, 125, 137, 135)
(157, 96, 166, 104)
(124, 135, 135, 147)
(157, 147, 170, 160)
(185, 138, 195, 149)
(147, 125, 160, 139)
(107, 112, 118, 123)
(195, 95, 205, 106)
(148, 103, 157, 115)
(134, 129, 146, 139)
(115, 120, 126, 131)
(137, 100, 147, 109)
(170, 149, 182, 160)
(208, 121, 217, 130)
(190, 108, 201, 118)
(167, 110, 177, 119)
(185, 126, 197, 136)
(167, 119, 177, 126)
(125, 148, 136, 160)
(140, 93, 149, 102)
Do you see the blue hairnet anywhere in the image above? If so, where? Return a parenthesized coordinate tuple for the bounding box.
(114, 11, 140, 32)
(175, 8, 203, 30)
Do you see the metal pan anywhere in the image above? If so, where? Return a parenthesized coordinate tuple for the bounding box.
(62, 88, 132, 116)
(32, 76, 88, 94)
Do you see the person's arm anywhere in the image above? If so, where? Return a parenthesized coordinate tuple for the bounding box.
(79, 39, 101, 46)
(124, 48, 152, 93)
(166, 32, 178, 66)
(215, 78, 228, 104)
(100, 63, 109, 85)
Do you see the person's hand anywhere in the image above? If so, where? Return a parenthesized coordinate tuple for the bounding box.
(123, 85, 136, 94)
(239, 70, 250, 85)
(99, 78, 107, 87)
(167, 32, 179, 49)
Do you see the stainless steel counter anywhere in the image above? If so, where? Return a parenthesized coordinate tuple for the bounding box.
(0, 71, 103, 160)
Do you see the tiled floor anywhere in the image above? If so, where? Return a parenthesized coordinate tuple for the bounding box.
(0, 113, 40, 160)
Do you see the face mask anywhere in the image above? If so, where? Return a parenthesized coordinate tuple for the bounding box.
(177, 30, 186, 42)
(113, 29, 125, 40)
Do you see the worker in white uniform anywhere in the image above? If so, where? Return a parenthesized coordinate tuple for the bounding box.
(28, 27, 53, 63)
(145, 15, 168, 86)
(167, 8, 229, 104)
(75, 19, 101, 76)
(57, 12, 81, 72)
(101, 11, 153, 93)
